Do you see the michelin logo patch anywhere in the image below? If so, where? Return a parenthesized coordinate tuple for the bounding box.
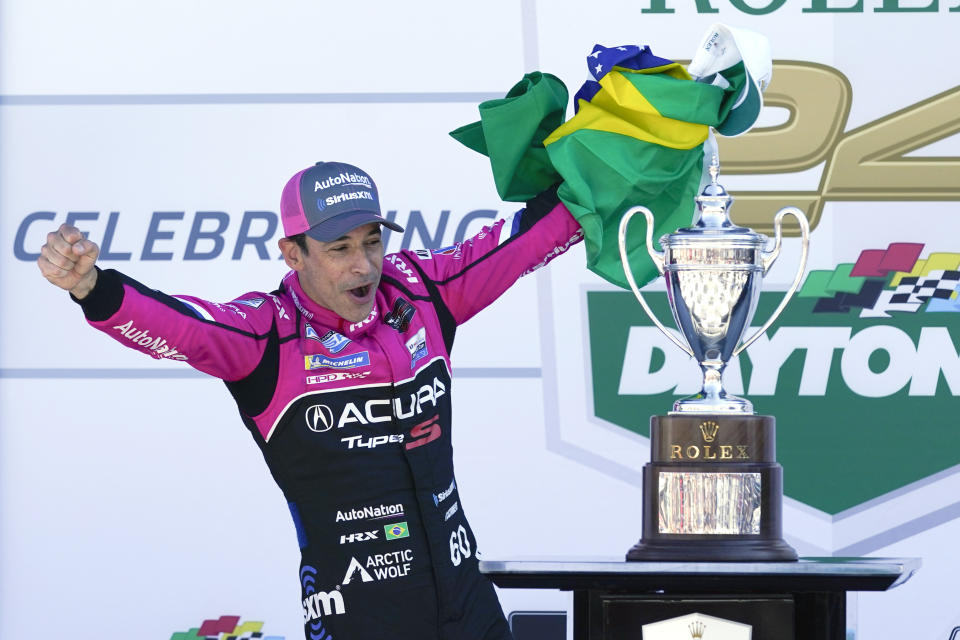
(405, 327, 428, 369)
(305, 352, 370, 370)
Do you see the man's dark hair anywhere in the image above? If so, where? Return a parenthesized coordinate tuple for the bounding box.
(289, 233, 309, 255)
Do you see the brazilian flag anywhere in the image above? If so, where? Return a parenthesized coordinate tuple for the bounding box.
(384, 521, 409, 540)
(451, 44, 748, 289)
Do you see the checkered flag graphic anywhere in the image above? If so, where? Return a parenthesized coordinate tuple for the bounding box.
(890, 270, 960, 304)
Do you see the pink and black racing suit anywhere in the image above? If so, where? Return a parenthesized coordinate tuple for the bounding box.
(73, 188, 582, 640)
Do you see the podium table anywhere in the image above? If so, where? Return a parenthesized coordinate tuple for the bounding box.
(480, 557, 919, 640)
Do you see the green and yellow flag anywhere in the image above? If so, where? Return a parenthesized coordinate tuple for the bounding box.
(451, 42, 749, 289)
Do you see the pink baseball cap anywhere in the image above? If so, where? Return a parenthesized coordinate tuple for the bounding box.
(280, 161, 404, 242)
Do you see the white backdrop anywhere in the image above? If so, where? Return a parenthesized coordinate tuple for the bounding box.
(2, 1, 958, 638)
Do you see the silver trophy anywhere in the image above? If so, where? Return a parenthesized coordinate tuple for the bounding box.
(619, 157, 809, 561)
(618, 157, 809, 415)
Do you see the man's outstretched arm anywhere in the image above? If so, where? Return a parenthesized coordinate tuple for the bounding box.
(36, 223, 280, 386)
(393, 187, 583, 327)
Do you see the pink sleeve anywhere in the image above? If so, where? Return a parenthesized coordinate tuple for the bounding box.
(77, 268, 279, 381)
(393, 189, 582, 325)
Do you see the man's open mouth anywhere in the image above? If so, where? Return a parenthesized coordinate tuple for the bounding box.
(348, 285, 372, 300)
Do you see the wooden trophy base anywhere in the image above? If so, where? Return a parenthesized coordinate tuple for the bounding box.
(626, 414, 797, 562)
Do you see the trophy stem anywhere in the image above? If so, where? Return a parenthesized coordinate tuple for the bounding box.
(702, 364, 724, 401)
(672, 361, 754, 414)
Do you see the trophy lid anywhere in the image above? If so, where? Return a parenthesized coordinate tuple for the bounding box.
(661, 156, 767, 248)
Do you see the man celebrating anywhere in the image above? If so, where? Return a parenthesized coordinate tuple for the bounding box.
(38, 161, 583, 640)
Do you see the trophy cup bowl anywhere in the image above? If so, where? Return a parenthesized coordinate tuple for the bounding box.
(619, 157, 808, 561)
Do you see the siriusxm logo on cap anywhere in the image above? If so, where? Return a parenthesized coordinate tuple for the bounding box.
(321, 190, 376, 208)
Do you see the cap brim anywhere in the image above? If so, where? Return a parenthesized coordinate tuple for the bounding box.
(716, 72, 763, 137)
(305, 210, 404, 242)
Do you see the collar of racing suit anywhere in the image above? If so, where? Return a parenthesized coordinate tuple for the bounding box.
(281, 270, 384, 338)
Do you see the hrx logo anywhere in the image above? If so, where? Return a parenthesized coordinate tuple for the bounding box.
(340, 530, 378, 544)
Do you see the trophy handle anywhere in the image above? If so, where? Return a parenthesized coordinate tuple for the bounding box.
(733, 206, 810, 357)
(618, 207, 694, 358)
